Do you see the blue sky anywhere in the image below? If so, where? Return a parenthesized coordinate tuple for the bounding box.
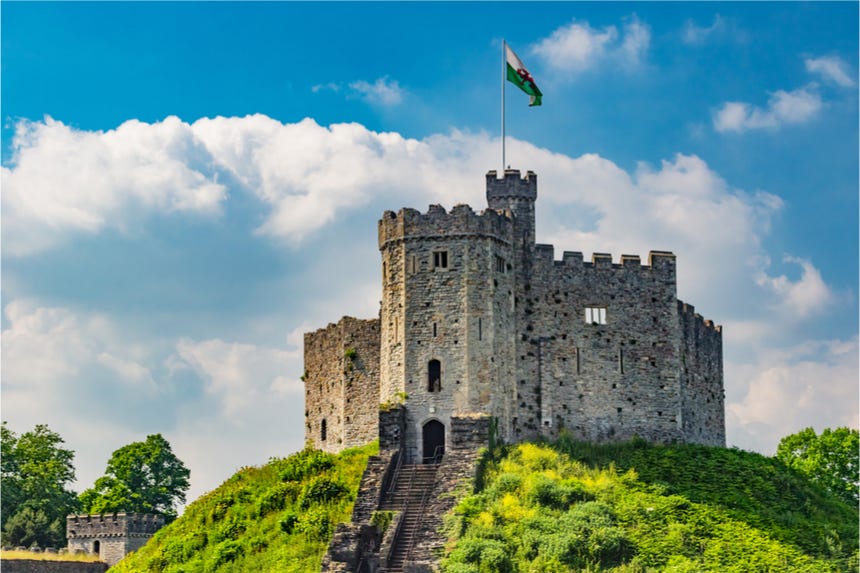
(2, 2, 857, 504)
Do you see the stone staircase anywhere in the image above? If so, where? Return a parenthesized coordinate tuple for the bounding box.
(379, 463, 440, 572)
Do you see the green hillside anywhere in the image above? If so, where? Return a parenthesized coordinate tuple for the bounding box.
(110, 442, 376, 573)
(444, 438, 858, 572)
(109, 437, 857, 572)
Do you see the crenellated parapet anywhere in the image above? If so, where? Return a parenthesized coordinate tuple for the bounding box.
(378, 203, 514, 248)
(66, 513, 164, 539)
(485, 169, 537, 204)
(678, 301, 722, 334)
(534, 247, 677, 278)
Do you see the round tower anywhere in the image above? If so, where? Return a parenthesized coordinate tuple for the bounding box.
(377, 202, 517, 462)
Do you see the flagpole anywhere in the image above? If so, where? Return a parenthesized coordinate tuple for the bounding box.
(501, 38, 506, 176)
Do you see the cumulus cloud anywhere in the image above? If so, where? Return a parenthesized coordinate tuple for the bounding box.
(1, 116, 227, 255)
(713, 86, 822, 132)
(805, 55, 856, 88)
(726, 337, 859, 453)
(531, 15, 650, 74)
(754, 256, 837, 320)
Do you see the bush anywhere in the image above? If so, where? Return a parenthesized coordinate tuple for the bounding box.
(298, 476, 349, 509)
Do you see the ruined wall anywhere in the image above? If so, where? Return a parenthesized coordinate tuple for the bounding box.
(304, 317, 380, 453)
(678, 302, 725, 446)
(66, 513, 162, 567)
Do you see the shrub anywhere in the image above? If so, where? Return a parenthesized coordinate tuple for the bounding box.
(298, 476, 349, 509)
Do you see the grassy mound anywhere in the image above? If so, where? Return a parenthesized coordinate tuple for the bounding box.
(110, 442, 376, 572)
(443, 438, 858, 572)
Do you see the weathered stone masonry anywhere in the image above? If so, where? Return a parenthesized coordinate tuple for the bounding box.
(304, 169, 725, 458)
(66, 513, 163, 567)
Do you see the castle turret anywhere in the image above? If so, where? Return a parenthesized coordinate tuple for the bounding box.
(486, 169, 537, 248)
(377, 202, 518, 462)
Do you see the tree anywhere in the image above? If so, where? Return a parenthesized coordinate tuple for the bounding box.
(1, 422, 80, 548)
(775, 426, 859, 506)
(79, 434, 190, 520)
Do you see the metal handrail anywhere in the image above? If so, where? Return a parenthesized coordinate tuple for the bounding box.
(402, 462, 439, 566)
(385, 447, 405, 497)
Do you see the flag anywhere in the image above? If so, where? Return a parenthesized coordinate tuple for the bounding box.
(506, 45, 542, 107)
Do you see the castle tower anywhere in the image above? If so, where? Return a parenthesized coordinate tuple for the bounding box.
(67, 513, 164, 566)
(486, 169, 537, 248)
(377, 187, 523, 462)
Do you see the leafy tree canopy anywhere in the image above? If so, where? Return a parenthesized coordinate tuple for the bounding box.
(79, 434, 190, 520)
(1, 422, 80, 548)
(776, 426, 859, 506)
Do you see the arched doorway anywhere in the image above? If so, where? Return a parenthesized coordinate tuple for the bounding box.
(422, 420, 445, 464)
(93, 540, 101, 557)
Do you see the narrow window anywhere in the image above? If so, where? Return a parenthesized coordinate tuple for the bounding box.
(320, 419, 327, 442)
(585, 307, 607, 325)
(433, 251, 448, 269)
(428, 359, 441, 392)
(382, 261, 387, 283)
(495, 255, 505, 273)
(433, 322, 437, 337)
(478, 318, 482, 341)
(619, 348, 624, 373)
(409, 255, 417, 275)
(575, 347, 581, 374)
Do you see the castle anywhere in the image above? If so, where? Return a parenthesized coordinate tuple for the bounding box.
(304, 169, 724, 463)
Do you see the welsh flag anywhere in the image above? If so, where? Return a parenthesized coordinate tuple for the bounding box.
(506, 45, 542, 107)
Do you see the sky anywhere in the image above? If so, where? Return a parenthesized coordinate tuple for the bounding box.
(2, 2, 857, 506)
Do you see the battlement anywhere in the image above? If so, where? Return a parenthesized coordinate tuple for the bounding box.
(678, 301, 722, 333)
(533, 246, 677, 275)
(378, 203, 514, 248)
(66, 513, 164, 538)
(485, 169, 538, 203)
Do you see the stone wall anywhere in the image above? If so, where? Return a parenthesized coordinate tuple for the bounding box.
(304, 316, 380, 452)
(0, 560, 108, 573)
(678, 302, 725, 445)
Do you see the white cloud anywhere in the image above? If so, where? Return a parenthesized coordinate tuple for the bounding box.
(171, 338, 300, 420)
(681, 15, 725, 45)
(754, 256, 836, 320)
(348, 76, 404, 106)
(311, 77, 405, 106)
(713, 85, 822, 132)
(1, 116, 227, 255)
(727, 337, 859, 454)
(531, 15, 650, 74)
(805, 55, 856, 88)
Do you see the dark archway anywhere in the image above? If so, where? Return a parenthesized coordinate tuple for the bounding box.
(93, 540, 101, 556)
(428, 359, 441, 392)
(422, 420, 445, 464)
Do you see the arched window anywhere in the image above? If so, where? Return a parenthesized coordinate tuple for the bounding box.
(428, 359, 441, 392)
(321, 419, 327, 442)
(93, 540, 101, 556)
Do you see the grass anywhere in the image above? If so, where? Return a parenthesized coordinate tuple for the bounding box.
(1, 549, 102, 562)
(441, 438, 859, 573)
(110, 442, 377, 572)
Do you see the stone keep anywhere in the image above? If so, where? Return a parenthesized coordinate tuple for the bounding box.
(66, 513, 164, 566)
(304, 170, 725, 461)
